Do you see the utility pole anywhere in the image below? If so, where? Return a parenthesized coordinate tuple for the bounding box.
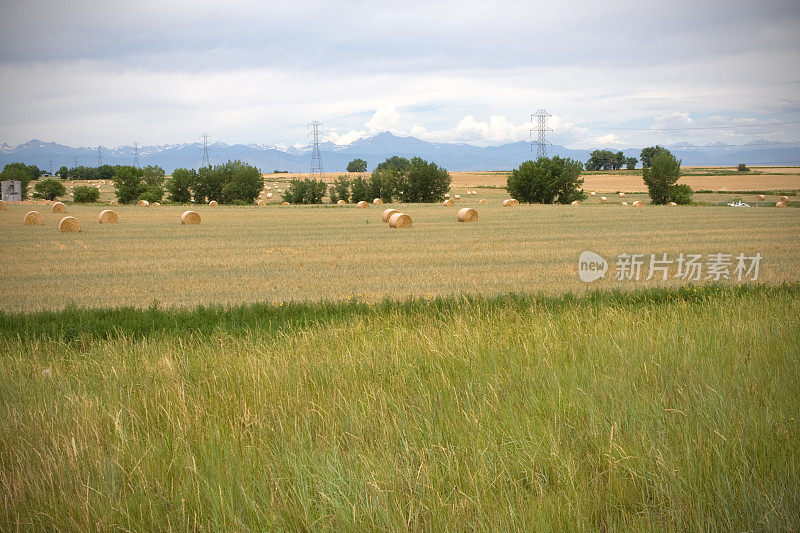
(72, 156, 78, 168)
(308, 121, 324, 179)
(132, 142, 140, 168)
(201, 133, 211, 167)
(97, 146, 102, 167)
(531, 109, 552, 158)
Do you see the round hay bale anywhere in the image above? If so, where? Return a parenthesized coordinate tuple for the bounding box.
(502, 198, 519, 207)
(457, 207, 478, 222)
(152, 202, 160, 207)
(373, 198, 383, 205)
(632, 200, 644, 207)
(382, 208, 400, 222)
(98, 209, 118, 223)
(779, 195, 789, 202)
(776, 201, 787, 208)
(0, 200, 5, 210)
(209, 200, 218, 207)
(137, 199, 149, 207)
(590, 191, 596, 196)
(52, 202, 66, 213)
(444, 193, 450, 198)
(600, 197, 607, 203)
(110, 199, 118, 205)
(59, 216, 80, 233)
(181, 210, 201, 224)
(571, 200, 580, 205)
(337, 199, 347, 205)
(758, 194, 766, 201)
(618, 192, 625, 198)
(24, 210, 42, 225)
(265, 186, 271, 190)
(454, 194, 461, 200)
(478, 199, 488, 204)
(281, 201, 289, 206)
(388, 212, 412, 228)
(668, 202, 677, 206)
(357, 201, 369, 209)
(621, 201, 629, 206)
(443, 199, 455, 206)
(257, 199, 266, 206)
(266, 193, 273, 199)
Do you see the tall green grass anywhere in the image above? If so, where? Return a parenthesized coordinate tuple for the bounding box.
(1, 286, 798, 530)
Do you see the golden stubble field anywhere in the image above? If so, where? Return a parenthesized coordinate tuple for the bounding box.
(1, 192, 798, 312)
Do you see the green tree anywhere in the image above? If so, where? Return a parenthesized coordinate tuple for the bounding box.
(642, 151, 682, 204)
(282, 178, 327, 204)
(190, 166, 222, 203)
(737, 163, 750, 172)
(368, 167, 400, 202)
(374, 156, 411, 172)
(33, 179, 66, 201)
(506, 156, 586, 204)
(219, 161, 263, 204)
(669, 184, 693, 204)
(67, 166, 98, 180)
(640, 145, 670, 168)
(56, 166, 69, 179)
(585, 150, 624, 171)
(350, 176, 369, 203)
(138, 185, 164, 204)
(112, 166, 146, 204)
(73, 185, 100, 203)
(625, 157, 638, 170)
(0, 163, 38, 199)
(395, 157, 451, 203)
(141, 165, 166, 187)
(167, 168, 196, 203)
(97, 164, 117, 181)
(330, 175, 352, 203)
(346, 158, 367, 172)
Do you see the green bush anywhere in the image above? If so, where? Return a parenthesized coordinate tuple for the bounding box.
(282, 178, 327, 204)
(66, 166, 98, 180)
(167, 168, 196, 203)
(643, 151, 682, 205)
(395, 157, 450, 203)
(138, 185, 164, 204)
(737, 163, 750, 172)
(73, 185, 100, 203)
(374, 156, 411, 172)
(191, 160, 262, 204)
(350, 176, 369, 203)
(368, 167, 400, 202)
(142, 165, 166, 187)
(669, 184, 693, 205)
(506, 156, 585, 204)
(112, 166, 145, 204)
(33, 179, 66, 201)
(329, 176, 351, 203)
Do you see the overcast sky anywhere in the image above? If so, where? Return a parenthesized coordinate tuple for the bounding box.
(1, 0, 799, 149)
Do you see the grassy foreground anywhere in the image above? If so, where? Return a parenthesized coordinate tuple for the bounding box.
(1, 285, 799, 530)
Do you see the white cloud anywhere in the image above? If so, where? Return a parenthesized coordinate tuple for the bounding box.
(365, 106, 400, 134)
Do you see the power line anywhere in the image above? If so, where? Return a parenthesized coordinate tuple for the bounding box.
(309, 121, 324, 178)
(566, 119, 800, 133)
(531, 110, 551, 158)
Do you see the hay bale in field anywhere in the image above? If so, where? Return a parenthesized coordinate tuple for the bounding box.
(600, 196, 607, 203)
(444, 193, 450, 198)
(266, 193, 273, 199)
(373, 198, 383, 205)
(621, 201, 629, 206)
(181, 210, 201, 224)
(779, 195, 789, 202)
(632, 200, 644, 207)
(590, 191, 596, 196)
(382, 208, 400, 222)
(571, 200, 580, 205)
(454, 194, 461, 200)
(209, 200, 218, 207)
(24, 210, 42, 225)
(388, 212, 412, 228)
(110, 199, 118, 205)
(357, 201, 369, 209)
(618, 192, 625, 198)
(758, 194, 766, 201)
(137, 199, 149, 207)
(457, 207, 478, 222)
(443, 199, 455, 206)
(478, 199, 487, 204)
(776, 201, 787, 208)
(52, 202, 66, 213)
(0, 200, 5, 210)
(59, 216, 80, 233)
(258, 199, 266, 206)
(337, 199, 347, 205)
(502, 198, 519, 207)
(668, 202, 677, 206)
(98, 209, 118, 223)
(152, 202, 160, 207)
(281, 201, 289, 206)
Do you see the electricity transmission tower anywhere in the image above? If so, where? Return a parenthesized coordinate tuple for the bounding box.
(132, 142, 140, 168)
(201, 133, 211, 167)
(531, 109, 552, 158)
(97, 146, 102, 167)
(308, 121, 324, 178)
(72, 156, 78, 167)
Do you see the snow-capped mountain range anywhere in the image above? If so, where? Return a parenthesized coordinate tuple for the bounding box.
(1, 133, 799, 173)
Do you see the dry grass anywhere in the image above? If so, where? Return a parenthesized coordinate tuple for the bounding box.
(0, 198, 798, 311)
